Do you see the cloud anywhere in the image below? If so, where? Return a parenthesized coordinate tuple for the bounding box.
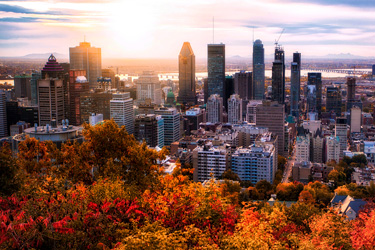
(286, 0, 375, 8)
(0, 3, 63, 15)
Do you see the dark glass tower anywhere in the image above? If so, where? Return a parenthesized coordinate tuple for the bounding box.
(326, 86, 342, 116)
(177, 42, 196, 105)
(290, 52, 301, 119)
(234, 71, 252, 100)
(207, 44, 225, 98)
(307, 72, 322, 116)
(272, 46, 285, 105)
(253, 39, 265, 100)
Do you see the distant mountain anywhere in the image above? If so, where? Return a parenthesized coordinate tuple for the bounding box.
(21, 53, 68, 60)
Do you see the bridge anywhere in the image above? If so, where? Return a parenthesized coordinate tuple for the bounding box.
(300, 68, 372, 76)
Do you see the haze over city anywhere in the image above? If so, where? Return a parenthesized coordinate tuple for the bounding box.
(1, 0, 375, 59)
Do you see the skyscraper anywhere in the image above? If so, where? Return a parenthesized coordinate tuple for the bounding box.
(37, 79, 64, 126)
(134, 114, 163, 148)
(290, 52, 301, 119)
(207, 44, 225, 98)
(253, 39, 265, 100)
(307, 73, 322, 116)
(335, 117, 347, 159)
(207, 94, 223, 123)
(68, 70, 89, 125)
(228, 94, 242, 124)
(0, 90, 7, 137)
(69, 41, 102, 89)
(234, 71, 253, 100)
(326, 86, 342, 116)
(224, 76, 234, 112)
(41, 54, 65, 80)
(271, 46, 285, 105)
(154, 107, 180, 146)
(177, 42, 196, 105)
(110, 93, 134, 134)
(347, 77, 356, 101)
(14, 74, 32, 100)
(136, 71, 162, 105)
(256, 101, 286, 157)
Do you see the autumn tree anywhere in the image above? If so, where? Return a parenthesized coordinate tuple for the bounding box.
(0, 144, 22, 196)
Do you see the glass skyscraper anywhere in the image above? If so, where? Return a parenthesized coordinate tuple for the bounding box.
(253, 39, 265, 100)
(207, 44, 225, 98)
(290, 52, 301, 119)
(307, 72, 322, 116)
(272, 46, 285, 105)
(177, 42, 196, 105)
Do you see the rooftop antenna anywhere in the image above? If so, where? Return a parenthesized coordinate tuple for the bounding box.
(212, 16, 215, 44)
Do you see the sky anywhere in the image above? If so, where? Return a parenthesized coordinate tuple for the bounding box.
(0, 0, 375, 59)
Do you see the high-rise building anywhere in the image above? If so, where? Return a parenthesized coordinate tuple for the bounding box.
(136, 71, 162, 105)
(14, 74, 32, 100)
(0, 90, 7, 137)
(183, 108, 204, 135)
(41, 54, 65, 80)
(193, 145, 228, 182)
(271, 46, 285, 105)
(37, 79, 64, 126)
(307, 73, 322, 116)
(290, 52, 301, 119)
(134, 114, 164, 148)
(30, 72, 41, 105)
(310, 130, 324, 163)
(102, 69, 116, 88)
(69, 41, 102, 89)
(234, 71, 252, 100)
(326, 136, 340, 163)
(68, 70, 89, 125)
(110, 92, 134, 134)
(296, 135, 310, 163)
(154, 107, 180, 146)
(335, 117, 347, 159)
(256, 101, 286, 157)
(227, 94, 242, 124)
(350, 106, 361, 133)
(231, 144, 276, 184)
(347, 77, 356, 102)
(207, 44, 225, 98)
(253, 39, 265, 100)
(224, 76, 234, 112)
(206, 94, 223, 123)
(306, 85, 317, 113)
(80, 91, 113, 123)
(326, 86, 342, 116)
(177, 42, 196, 105)
(246, 100, 262, 123)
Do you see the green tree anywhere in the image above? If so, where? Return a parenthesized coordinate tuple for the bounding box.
(221, 169, 241, 182)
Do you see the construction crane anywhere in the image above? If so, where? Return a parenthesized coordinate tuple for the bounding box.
(275, 28, 285, 47)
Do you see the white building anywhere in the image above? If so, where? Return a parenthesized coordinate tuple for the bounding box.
(155, 107, 180, 146)
(302, 120, 321, 135)
(110, 92, 134, 134)
(350, 106, 361, 133)
(296, 135, 310, 163)
(227, 94, 242, 124)
(326, 136, 340, 163)
(207, 94, 223, 123)
(0, 90, 7, 137)
(89, 113, 103, 126)
(246, 100, 262, 123)
(193, 145, 228, 182)
(231, 144, 276, 184)
(335, 117, 348, 159)
(364, 141, 375, 164)
(136, 71, 162, 105)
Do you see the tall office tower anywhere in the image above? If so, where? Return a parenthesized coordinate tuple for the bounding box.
(231, 144, 276, 184)
(290, 52, 301, 119)
(310, 130, 324, 163)
(177, 42, 196, 105)
(154, 107, 180, 146)
(136, 71, 162, 105)
(253, 39, 265, 100)
(347, 77, 356, 101)
(306, 85, 317, 113)
(224, 76, 234, 112)
(256, 101, 286, 157)
(193, 145, 228, 182)
(30, 72, 41, 105)
(80, 92, 113, 123)
(271, 46, 285, 105)
(69, 41, 102, 89)
(295, 135, 310, 162)
(134, 114, 164, 148)
(0, 90, 7, 137)
(234, 71, 253, 100)
(307, 73, 322, 116)
(326, 136, 340, 163)
(41, 54, 65, 79)
(372, 65, 375, 76)
(14, 74, 32, 100)
(326, 86, 342, 116)
(102, 68, 116, 88)
(207, 44, 225, 98)
(206, 94, 223, 123)
(68, 70, 89, 126)
(335, 117, 347, 159)
(183, 108, 204, 135)
(37, 79, 64, 126)
(228, 94, 242, 124)
(350, 106, 361, 133)
(110, 92, 134, 134)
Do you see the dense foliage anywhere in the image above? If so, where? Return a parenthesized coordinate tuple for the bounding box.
(0, 120, 374, 249)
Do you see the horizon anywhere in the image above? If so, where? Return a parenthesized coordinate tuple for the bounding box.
(1, 0, 375, 59)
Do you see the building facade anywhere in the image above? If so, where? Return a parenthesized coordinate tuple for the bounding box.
(227, 94, 242, 124)
(193, 145, 228, 182)
(307, 73, 322, 117)
(326, 86, 342, 116)
(154, 107, 180, 146)
(207, 94, 223, 123)
(207, 44, 225, 98)
(136, 71, 162, 105)
(37, 79, 64, 126)
(177, 42, 196, 105)
(253, 39, 265, 100)
(110, 92, 134, 134)
(0, 90, 7, 137)
(290, 52, 301, 119)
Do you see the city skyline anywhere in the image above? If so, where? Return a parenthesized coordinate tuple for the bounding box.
(1, 0, 375, 59)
